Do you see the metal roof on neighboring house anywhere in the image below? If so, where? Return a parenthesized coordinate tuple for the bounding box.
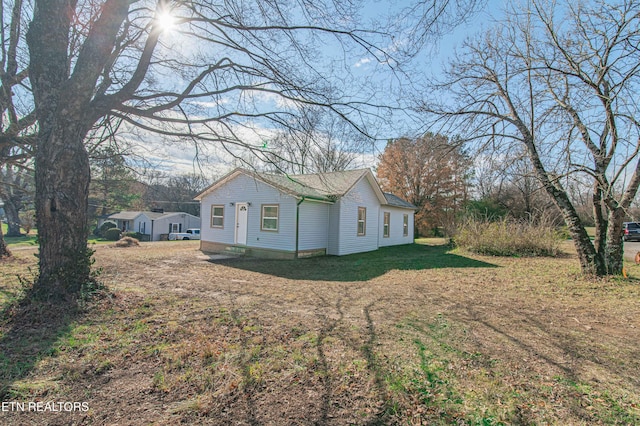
(107, 211, 194, 221)
(107, 211, 144, 220)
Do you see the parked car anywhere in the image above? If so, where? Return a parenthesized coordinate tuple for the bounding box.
(168, 228, 201, 240)
(623, 222, 640, 241)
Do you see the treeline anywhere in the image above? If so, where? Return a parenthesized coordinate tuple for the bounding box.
(1, 153, 210, 237)
(377, 133, 640, 238)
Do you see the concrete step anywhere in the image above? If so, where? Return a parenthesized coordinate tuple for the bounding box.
(224, 246, 247, 254)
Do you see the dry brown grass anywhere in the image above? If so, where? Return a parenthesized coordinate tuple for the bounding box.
(113, 236, 140, 248)
(0, 241, 639, 425)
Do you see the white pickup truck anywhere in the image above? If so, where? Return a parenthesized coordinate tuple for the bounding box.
(168, 228, 201, 240)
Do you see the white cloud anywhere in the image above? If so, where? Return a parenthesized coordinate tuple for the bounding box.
(354, 57, 372, 68)
(118, 118, 282, 177)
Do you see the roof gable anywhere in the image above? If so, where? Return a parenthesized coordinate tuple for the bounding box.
(195, 167, 388, 205)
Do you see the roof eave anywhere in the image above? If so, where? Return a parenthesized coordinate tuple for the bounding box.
(194, 168, 244, 200)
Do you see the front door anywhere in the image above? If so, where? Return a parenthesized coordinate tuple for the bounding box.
(235, 203, 248, 245)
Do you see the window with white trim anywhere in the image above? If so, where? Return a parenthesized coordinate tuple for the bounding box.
(211, 205, 224, 228)
(383, 212, 390, 238)
(403, 214, 409, 237)
(261, 204, 279, 231)
(357, 207, 366, 236)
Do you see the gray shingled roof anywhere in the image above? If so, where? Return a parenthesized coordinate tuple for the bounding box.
(383, 193, 417, 209)
(254, 169, 369, 200)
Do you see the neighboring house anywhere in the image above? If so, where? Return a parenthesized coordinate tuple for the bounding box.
(194, 167, 416, 258)
(103, 211, 200, 241)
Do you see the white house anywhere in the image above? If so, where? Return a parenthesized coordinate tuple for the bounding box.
(194, 168, 416, 258)
(105, 211, 200, 241)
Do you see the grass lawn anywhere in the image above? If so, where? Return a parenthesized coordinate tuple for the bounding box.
(1, 223, 37, 247)
(2, 223, 113, 247)
(0, 241, 639, 424)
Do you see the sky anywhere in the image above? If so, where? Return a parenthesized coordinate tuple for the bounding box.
(131, 0, 507, 179)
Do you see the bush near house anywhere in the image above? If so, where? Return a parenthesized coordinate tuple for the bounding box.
(97, 221, 117, 237)
(122, 231, 143, 241)
(104, 228, 122, 241)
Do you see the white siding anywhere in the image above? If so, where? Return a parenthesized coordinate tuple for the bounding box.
(298, 201, 329, 251)
(200, 173, 297, 251)
(327, 203, 341, 255)
(335, 177, 380, 255)
(135, 214, 152, 237)
(378, 207, 414, 247)
(153, 213, 200, 241)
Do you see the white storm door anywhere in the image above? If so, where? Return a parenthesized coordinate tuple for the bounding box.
(235, 203, 248, 245)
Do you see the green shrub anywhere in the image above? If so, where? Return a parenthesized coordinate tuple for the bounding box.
(104, 228, 122, 241)
(123, 231, 143, 240)
(98, 221, 117, 237)
(453, 217, 563, 257)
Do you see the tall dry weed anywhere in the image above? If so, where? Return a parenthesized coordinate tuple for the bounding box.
(454, 217, 563, 257)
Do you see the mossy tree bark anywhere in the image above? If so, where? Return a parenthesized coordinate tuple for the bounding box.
(26, 0, 130, 299)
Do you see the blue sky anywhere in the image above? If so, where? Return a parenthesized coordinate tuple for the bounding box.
(135, 0, 508, 177)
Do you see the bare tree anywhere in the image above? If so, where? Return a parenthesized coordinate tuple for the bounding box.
(0, 161, 33, 236)
(0, 0, 35, 258)
(473, 149, 557, 220)
(263, 107, 367, 174)
(141, 172, 207, 216)
(425, 0, 640, 275)
(24, 0, 481, 298)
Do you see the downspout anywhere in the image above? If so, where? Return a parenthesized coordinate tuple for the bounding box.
(296, 197, 305, 258)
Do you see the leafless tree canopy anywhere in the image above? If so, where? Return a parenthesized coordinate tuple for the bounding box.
(424, 0, 640, 275)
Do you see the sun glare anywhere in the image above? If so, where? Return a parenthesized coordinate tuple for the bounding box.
(156, 10, 176, 31)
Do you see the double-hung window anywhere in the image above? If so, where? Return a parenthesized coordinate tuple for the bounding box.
(403, 214, 409, 237)
(211, 205, 224, 228)
(383, 212, 390, 238)
(261, 205, 279, 231)
(357, 207, 366, 236)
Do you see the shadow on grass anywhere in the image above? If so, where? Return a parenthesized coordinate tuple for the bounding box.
(0, 290, 79, 399)
(213, 242, 497, 282)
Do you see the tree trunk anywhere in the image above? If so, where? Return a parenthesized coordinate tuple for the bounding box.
(2, 194, 22, 237)
(560, 203, 606, 276)
(604, 210, 625, 275)
(32, 121, 92, 299)
(0, 222, 11, 258)
(27, 0, 97, 300)
(592, 185, 607, 257)
(521, 135, 606, 275)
